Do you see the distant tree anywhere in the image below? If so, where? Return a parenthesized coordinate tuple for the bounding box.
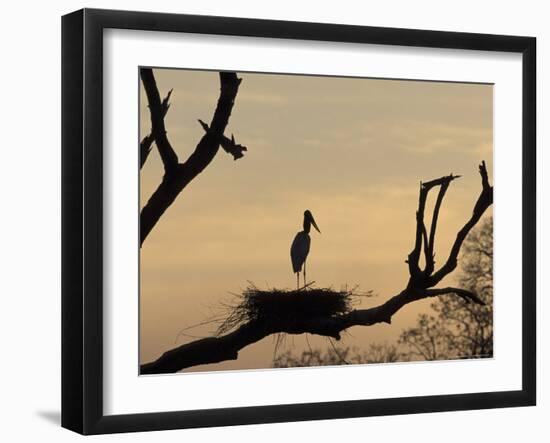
(273, 342, 406, 368)
(399, 216, 493, 360)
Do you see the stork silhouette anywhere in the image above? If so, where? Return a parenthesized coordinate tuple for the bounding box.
(290, 210, 321, 290)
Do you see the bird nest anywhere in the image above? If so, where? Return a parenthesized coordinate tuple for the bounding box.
(216, 284, 368, 335)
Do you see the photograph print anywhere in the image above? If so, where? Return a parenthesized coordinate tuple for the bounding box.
(139, 67, 493, 375)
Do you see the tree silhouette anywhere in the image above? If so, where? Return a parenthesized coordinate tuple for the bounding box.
(399, 216, 493, 360)
(273, 343, 406, 367)
(139, 69, 247, 244)
(140, 162, 493, 374)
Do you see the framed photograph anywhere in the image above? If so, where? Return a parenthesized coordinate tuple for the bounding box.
(61, 8, 536, 435)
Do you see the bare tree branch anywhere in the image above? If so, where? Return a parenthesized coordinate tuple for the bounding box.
(198, 119, 247, 160)
(406, 174, 459, 280)
(140, 70, 178, 172)
(139, 134, 154, 169)
(141, 285, 482, 374)
(140, 89, 172, 169)
(140, 70, 245, 244)
(425, 176, 455, 274)
(428, 161, 493, 286)
(141, 162, 492, 374)
(424, 287, 485, 305)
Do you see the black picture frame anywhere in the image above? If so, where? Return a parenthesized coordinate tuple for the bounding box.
(62, 8, 536, 435)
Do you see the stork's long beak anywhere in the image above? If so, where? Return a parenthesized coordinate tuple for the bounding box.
(311, 216, 321, 234)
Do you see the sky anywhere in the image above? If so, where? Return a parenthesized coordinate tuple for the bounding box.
(139, 68, 493, 373)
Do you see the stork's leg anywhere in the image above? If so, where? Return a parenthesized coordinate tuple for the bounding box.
(296, 272, 299, 290)
(303, 259, 307, 287)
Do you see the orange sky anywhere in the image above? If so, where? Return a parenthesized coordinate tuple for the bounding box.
(139, 68, 493, 373)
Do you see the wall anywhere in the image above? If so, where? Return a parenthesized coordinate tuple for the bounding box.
(0, 0, 545, 441)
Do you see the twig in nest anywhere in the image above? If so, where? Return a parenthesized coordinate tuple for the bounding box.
(216, 284, 364, 336)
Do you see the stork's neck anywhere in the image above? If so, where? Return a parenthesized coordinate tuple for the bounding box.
(303, 218, 311, 234)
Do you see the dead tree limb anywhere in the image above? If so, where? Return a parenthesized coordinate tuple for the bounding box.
(140, 69, 247, 244)
(141, 285, 483, 374)
(141, 162, 493, 374)
(198, 119, 248, 160)
(140, 88, 172, 169)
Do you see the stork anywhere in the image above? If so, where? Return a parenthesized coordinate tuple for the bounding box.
(290, 210, 321, 290)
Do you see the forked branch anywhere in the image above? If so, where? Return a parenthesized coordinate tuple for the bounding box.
(140, 69, 246, 244)
(140, 88, 172, 169)
(429, 161, 493, 286)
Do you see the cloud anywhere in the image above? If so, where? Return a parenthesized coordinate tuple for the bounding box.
(237, 92, 289, 106)
(396, 123, 492, 156)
